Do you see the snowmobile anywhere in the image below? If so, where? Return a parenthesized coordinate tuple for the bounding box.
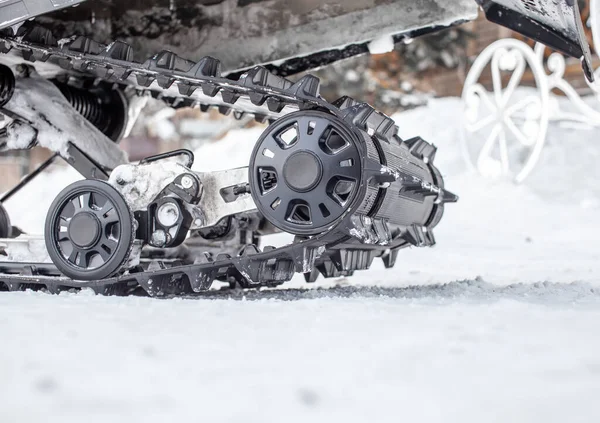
(0, 0, 593, 296)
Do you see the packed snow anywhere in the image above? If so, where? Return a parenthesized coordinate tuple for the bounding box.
(1, 98, 600, 422)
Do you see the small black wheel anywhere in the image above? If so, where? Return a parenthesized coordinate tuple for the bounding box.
(249, 110, 364, 235)
(0, 202, 11, 238)
(45, 180, 134, 281)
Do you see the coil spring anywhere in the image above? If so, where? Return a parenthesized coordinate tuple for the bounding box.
(0, 64, 15, 109)
(56, 83, 127, 142)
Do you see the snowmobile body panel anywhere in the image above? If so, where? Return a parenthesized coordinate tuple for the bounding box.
(0, 0, 592, 77)
(0, 0, 86, 29)
(477, 0, 594, 80)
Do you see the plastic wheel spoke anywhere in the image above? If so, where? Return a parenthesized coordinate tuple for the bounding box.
(332, 164, 358, 180)
(58, 230, 69, 241)
(102, 239, 118, 253)
(79, 252, 90, 268)
(70, 197, 82, 212)
(272, 199, 289, 222)
(80, 193, 92, 210)
(67, 248, 80, 264)
(97, 246, 112, 261)
(299, 116, 328, 141)
(101, 212, 119, 226)
(323, 194, 344, 212)
(100, 201, 115, 215)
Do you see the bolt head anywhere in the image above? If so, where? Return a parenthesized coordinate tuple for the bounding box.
(157, 202, 180, 227)
(181, 175, 194, 189)
(151, 230, 167, 247)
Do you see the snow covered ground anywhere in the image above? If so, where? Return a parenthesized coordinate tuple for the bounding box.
(1, 98, 600, 422)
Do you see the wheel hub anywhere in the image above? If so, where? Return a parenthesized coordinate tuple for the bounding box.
(249, 110, 363, 236)
(283, 151, 323, 192)
(68, 212, 101, 248)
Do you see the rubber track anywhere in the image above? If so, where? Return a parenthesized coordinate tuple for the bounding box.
(0, 25, 427, 296)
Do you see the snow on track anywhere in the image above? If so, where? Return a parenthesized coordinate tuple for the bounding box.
(1, 97, 600, 421)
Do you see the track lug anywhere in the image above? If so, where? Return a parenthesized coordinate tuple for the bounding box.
(101, 41, 133, 61)
(304, 269, 319, 283)
(402, 225, 435, 247)
(242, 66, 292, 91)
(341, 103, 397, 143)
(331, 249, 376, 272)
(267, 97, 285, 113)
(221, 89, 240, 104)
(290, 246, 322, 273)
(381, 249, 399, 269)
(146, 51, 194, 72)
(112, 67, 132, 80)
(216, 253, 232, 262)
(332, 95, 358, 110)
(68, 36, 102, 55)
(136, 74, 155, 87)
(156, 75, 174, 89)
(21, 26, 56, 46)
(317, 260, 345, 279)
(404, 137, 437, 164)
(136, 274, 161, 296)
(188, 56, 222, 78)
(201, 82, 220, 97)
(286, 75, 320, 98)
(254, 114, 268, 124)
(218, 105, 232, 116)
(6, 281, 20, 292)
(177, 83, 198, 96)
(183, 268, 215, 292)
(249, 92, 267, 106)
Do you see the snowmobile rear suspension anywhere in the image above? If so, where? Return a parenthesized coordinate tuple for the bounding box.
(0, 23, 458, 296)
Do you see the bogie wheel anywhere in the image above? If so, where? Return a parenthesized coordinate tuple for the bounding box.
(249, 110, 363, 236)
(0, 202, 11, 239)
(45, 180, 134, 281)
(461, 39, 550, 183)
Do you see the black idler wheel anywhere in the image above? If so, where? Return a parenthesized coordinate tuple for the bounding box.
(249, 110, 363, 236)
(45, 180, 134, 280)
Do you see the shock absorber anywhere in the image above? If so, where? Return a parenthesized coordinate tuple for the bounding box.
(0, 63, 128, 142)
(54, 82, 129, 142)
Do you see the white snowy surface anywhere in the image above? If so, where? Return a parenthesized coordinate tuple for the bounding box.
(2, 98, 600, 422)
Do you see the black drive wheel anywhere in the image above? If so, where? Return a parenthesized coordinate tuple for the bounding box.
(0, 202, 12, 238)
(45, 180, 134, 281)
(249, 110, 363, 236)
